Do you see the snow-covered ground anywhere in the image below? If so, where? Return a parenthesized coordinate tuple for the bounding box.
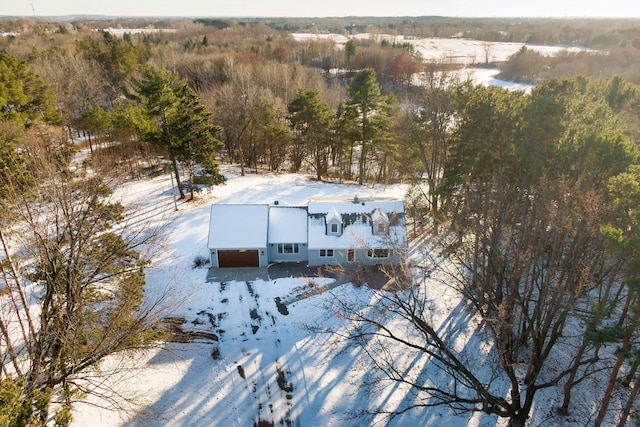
(459, 67, 535, 92)
(70, 170, 485, 426)
(67, 168, 606, 427)
(72, 170, 429, 426)
(293, 32, 592, 92)
(410, 67, 535, 92)
(292, 33, 588, 64)
(101, 28, 177, 36)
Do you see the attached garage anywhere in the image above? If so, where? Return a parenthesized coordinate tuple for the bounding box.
(217, 250, 260, 268)
(208, 204, 269, 268)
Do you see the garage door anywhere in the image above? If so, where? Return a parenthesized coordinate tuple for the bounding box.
(218, 250, 260, 268)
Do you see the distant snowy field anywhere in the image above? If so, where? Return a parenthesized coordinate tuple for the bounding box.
(292, 32, 588, 64)
(293, 33, 593, 92)
(102, 27, 177, 36)
(68, 168, 602, 427)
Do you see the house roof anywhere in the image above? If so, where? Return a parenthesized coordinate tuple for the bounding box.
(371, 207, 388, 222)
(307, 198, 406, 250)
(307, 198, 404, 215)
(208, 204, 269, 249)
(327, 208, 341, 223)
(268, 206, 308, 243)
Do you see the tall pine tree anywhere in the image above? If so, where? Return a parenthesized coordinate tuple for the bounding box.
(128, 65, 223, 199)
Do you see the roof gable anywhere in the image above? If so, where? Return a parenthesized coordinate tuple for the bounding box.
(327, 208, 342, 223)
(371, 207, 389, 222)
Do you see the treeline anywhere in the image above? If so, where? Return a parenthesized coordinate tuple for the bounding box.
(0, 19, 425, 185)
(2, 16, 640, 188)
(4, 15, 640, 46)
(500, 41, 640, 84)
(197, 16, 640, 47)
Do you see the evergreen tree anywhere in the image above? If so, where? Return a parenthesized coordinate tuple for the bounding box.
(346, 68, 394, 185)
(344, 39, 356, 66)
(0, 52, 59, 127)
(168, 80, 224, 199)
(287, 89, 332, 181)
(128, 65, 223, 199)
(401, 72, 457, 234)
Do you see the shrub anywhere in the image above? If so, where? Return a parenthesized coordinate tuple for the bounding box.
(192, 255, 209, 269)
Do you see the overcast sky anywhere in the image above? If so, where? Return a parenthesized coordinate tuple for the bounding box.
(2, 0, 639, 18)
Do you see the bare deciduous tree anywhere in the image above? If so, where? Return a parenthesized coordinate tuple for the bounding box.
(0, 123, 169, 425)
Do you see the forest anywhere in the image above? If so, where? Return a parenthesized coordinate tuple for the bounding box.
(1, 15, 640, 426)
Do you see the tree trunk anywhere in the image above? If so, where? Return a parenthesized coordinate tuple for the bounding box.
(617, 370, 640, 427)
(507, 415, 528, 427)
(432, 196, 439, 236)
(170, 152, 185, 199)
(594, 304, 639, 427)
(346, 140, 354, 180)
(0, 230, 37, 342)
(358, 141, 367, 185)
(315, 144, 322, 181)
(189, 161, 195, 201)
(559, 336, 588, 414)
(594, 351, 625, 427)
(358, 113, 367, 185)
(622, 355, 640, 387)
(0, 313, 22, 376)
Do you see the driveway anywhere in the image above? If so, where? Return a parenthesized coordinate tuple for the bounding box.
(206, 266, 269, 282)
(205, 262, 339, 283)
(206, 262, 398, 290)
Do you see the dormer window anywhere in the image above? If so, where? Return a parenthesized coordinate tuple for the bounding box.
(326, 208, 343, 236)
(371, 208, 389, 236)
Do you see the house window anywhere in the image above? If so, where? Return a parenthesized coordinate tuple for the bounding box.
(368, 249, 390, 258)
(278, 243, 299, 254)
(347, 249, 355, 262)
(330, 223, 338, 233)
(320, 249, 334, 257)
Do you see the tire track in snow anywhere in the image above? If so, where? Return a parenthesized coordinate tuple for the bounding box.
(216, 281, 242, 427)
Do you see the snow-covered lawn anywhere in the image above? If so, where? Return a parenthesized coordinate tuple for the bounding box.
(72, 170, 430, 426)
(69, 169, 601, 426)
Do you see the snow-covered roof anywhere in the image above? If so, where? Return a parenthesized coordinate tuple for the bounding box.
(371, 207, 388, 222)
(327, 208, 341, 223)
(208, 198, 406, 251)
(208, 204, 269, 249)
(268, 206, 308, 243)
(307, 198, 406, 250)
(307, 198, 404, 217)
